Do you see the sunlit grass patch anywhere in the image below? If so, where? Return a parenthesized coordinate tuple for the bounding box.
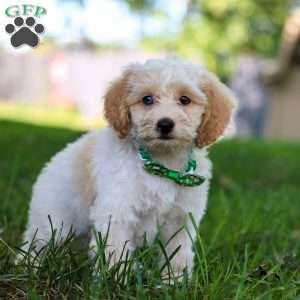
(0, 101, 106, 130)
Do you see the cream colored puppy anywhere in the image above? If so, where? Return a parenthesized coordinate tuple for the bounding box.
(22, 58, 236, 275)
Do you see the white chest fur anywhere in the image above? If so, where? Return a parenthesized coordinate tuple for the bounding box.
(90, 128, 211, 244)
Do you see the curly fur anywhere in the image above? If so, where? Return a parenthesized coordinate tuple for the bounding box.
(21, 58, 236, 276)
(104, 74, 131, 138)
(197, 72, 236, 147)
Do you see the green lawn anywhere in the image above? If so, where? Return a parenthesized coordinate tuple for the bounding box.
(1, 119, 300, 299)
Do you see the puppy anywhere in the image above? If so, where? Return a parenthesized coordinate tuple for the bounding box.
(22, 58, 236, 275)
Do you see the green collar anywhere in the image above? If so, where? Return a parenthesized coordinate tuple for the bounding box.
(138, 147, 205, 187)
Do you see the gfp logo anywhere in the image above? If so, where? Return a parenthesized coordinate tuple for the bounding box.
(4, 4, 46, 48)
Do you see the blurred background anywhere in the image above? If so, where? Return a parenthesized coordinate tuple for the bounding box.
(0, 0, 299, 139)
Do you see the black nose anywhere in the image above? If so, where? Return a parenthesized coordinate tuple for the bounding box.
(156, 118, 175, 135)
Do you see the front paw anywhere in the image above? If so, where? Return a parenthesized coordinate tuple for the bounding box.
(173, 253, 193, 274)
(163, 247, 194, 280)
(90, 241, 133, 279)
(105, 243, 132, 267)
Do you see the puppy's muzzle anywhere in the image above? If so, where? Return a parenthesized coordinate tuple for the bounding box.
(156, 118, 175, 139)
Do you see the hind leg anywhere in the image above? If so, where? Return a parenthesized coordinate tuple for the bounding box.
(19, 190, 90, 260)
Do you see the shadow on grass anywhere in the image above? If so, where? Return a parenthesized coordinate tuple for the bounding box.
(0, 120, 83, 243)
(0, 119, 82, 173)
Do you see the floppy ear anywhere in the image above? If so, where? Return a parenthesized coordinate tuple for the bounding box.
(104, 72, 131, 138)
(196, 72, 236, 148)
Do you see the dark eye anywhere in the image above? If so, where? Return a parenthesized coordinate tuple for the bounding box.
(142, 95, 154, 105)
(179, 96, 191, 105)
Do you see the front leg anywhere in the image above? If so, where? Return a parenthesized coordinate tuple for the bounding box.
(90, 221, 134, 266)
(163, 225, 194, 277)
(89, 194, 136, 267)
(166, 229, 194, 276)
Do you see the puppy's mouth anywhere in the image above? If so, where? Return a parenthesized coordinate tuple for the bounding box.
(158, 134, 174, 140)
(141, 135, 174, 141)
(142, 134, 191, 143)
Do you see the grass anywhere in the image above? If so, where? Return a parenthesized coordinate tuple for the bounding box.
(1, 119, 300, 299)
(0, 101, 105, 131)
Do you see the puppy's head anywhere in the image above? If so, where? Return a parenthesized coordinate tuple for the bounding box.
(104, 58, 236, 150)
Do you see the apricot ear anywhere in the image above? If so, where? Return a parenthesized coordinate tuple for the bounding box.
(104, 74, 130, 138)
(197, 73, 236, 147)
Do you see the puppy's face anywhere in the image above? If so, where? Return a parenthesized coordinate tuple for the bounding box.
(104, 58, 236, 150)
(128, 66, 207, 150)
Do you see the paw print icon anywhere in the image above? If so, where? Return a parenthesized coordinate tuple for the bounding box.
(5, 16, 45, 48)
